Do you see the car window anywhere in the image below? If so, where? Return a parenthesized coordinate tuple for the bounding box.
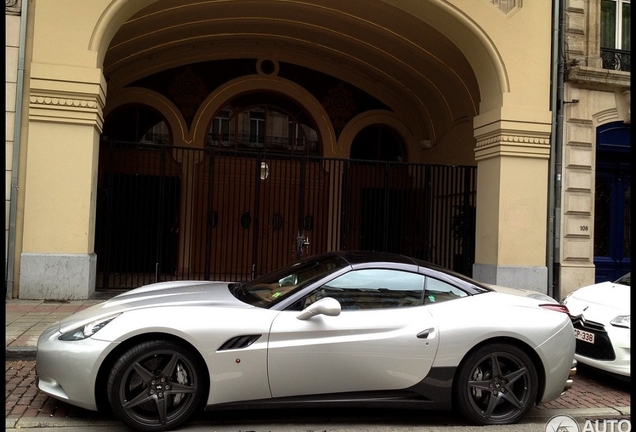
(232, 255, 348, 308)
(424, 277, 468, 304)
(302, 269, 425, 310)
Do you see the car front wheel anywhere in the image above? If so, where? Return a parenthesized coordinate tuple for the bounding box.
(454, 343, 538, 425)
(107, 339, 205, 432)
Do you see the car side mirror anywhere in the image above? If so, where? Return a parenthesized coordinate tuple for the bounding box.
(296, 297, 341, 320)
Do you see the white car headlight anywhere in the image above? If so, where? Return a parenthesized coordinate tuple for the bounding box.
(560, 293, 572, 306)
(610, 315, 630, 329)
(58, 314, 121, 341)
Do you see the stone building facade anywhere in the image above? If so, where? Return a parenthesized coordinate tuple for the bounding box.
(4, 0, 630, 300)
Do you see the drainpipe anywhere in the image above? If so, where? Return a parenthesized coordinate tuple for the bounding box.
(6, 0, 29, 299)
(547, 0, 565, 300)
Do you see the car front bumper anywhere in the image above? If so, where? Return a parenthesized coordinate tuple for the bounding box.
(36, 324, 116, 411)
(571, 315, 630, 378)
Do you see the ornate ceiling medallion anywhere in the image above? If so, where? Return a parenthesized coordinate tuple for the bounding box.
(322, 82, 356, 134)
(168, 67, 208, 120)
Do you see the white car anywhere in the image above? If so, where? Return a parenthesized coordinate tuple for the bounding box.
(561, 273, 630, 379)
(36, 251, 576, 431)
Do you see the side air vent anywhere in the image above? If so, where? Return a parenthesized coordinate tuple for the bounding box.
(218, 335, 262, 351)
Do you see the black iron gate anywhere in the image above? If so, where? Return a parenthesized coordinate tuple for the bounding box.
(96, 141, 476, 289)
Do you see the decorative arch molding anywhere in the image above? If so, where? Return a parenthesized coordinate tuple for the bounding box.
(338, 110, 416, 161)
(418, 0, 510, 102)
(89, 0, 158, 67)
(190, 75, 338, 156)
(93, 0, 502, 127)
(592, 107, 623, 128)
(104, 87, 191, 146)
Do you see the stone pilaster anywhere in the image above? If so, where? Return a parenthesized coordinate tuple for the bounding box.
(19, 65, 106, 299)
(472, 113, 552, 293)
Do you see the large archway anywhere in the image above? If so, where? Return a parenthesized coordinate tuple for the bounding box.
(17, 0, 559, 299)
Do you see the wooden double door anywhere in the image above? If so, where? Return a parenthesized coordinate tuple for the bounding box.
(192, 153, 330, 281)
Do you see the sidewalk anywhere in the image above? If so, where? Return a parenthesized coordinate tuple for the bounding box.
(5, 298, 631, 429)
(5, 298, 105, 360)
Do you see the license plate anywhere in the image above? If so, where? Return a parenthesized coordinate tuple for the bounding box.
(574, 328, 595, 344)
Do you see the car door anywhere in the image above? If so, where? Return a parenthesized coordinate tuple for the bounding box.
(267, 268, 440, 398)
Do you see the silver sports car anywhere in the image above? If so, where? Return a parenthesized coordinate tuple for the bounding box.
(36, 251, 576, 431)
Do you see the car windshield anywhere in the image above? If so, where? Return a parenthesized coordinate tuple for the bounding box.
(231, 254, 349, 308)
(614, 273, 631, 287)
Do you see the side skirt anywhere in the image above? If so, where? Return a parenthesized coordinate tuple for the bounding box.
(205, 366, 456, 412)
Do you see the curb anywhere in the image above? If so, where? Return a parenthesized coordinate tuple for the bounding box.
(6, 347, 36, 361)
(7, 418, 120, 430)
(526, 407, 631, 421)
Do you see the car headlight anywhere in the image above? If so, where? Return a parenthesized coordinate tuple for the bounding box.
(560, 292, 572, 305)
(610, 315, 630, 329)
(58, 314, 121, 341)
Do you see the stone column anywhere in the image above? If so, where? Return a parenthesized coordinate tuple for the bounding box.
(19, 64, 106, 299)
(472, 108, 552, 293)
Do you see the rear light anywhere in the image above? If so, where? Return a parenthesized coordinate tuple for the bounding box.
(540, 304, 570, 316)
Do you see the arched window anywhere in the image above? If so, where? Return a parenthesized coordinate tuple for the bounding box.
(102, 104, 171, 145)
(207, 93, 320, 156)
(350, 125, 406, 162)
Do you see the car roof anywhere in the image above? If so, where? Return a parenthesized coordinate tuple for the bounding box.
(328, 250, 420, 266)
(321, 250, 492, 294)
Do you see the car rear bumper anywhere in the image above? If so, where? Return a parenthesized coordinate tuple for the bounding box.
(536, 318, 577, 402)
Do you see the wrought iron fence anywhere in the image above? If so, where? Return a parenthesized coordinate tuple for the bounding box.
(96, 141, 476, 289)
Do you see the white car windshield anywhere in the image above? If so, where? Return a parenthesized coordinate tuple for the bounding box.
(615, 273, 631, 287)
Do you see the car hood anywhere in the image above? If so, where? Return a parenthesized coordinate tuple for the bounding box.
(567, 281, 630, 309)
(564, 281, 630, 320)
(57, 280, 242, 333)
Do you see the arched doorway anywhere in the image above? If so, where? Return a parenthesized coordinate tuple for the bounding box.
(351, 124, 406, 162)
(594, 122, 631, 282)
(346, 125, 410, 252)
(189, 93, 331, 280)
(97, 104, 181, 289)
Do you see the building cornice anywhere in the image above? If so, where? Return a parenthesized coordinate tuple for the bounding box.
(29, 90, 104, 131)
(475, 133, 551, 161)
(567, 66, 630, 90)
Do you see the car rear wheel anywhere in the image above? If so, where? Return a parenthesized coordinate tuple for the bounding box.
(454, 343, 538, 425)
(107, 339, 205, 432)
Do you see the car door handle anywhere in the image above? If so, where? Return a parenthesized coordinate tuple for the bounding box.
(417, 329, 430, 339)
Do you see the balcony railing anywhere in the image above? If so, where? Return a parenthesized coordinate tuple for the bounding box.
(206, 133, 320, 155)
(601, 48, 631, 72)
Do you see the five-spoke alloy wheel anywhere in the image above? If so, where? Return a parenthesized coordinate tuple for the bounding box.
(454, 343, 538, 425)
(107, 339, 205, 432)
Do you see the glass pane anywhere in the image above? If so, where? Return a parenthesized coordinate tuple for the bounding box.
(622, 2, 631, 50)
(601, 0, 617, 48)
(320, 269, 425, 309)
(594, 179, 611, 257)
(424, 277, 467, 304)
(624, 185, 631, 258)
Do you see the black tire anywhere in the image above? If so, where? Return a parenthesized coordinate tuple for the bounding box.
(107, 339, 205, 432)
(454, 343, 538, 425)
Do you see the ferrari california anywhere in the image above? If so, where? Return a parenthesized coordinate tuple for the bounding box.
(36, 251, 576, 431)
(561, 273, 630, 379)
